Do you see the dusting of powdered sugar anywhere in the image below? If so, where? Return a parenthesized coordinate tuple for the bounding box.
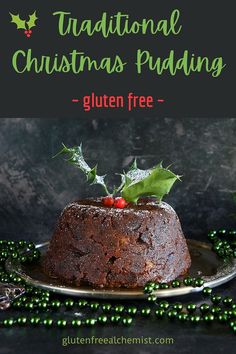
(61, 200, 176, 218)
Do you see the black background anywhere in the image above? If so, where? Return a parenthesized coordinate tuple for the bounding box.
(0, 0, 235, 118)
(0, 117, 235, 242)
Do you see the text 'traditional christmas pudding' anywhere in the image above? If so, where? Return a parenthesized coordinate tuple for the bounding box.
(42, 144, 191, 288)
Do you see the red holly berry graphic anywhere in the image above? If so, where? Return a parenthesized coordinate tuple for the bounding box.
(102, 196, 114, 207)
(114, 197, 127, 209)
(10, 11, 38, 38)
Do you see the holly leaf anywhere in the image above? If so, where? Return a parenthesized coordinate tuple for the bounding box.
(54, 143, 110, 195)
(10, 13, 26, 30)
(121, 161, 180, 203)
(27, 11, 38, 29)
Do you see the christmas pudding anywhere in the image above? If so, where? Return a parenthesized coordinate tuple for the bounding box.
(42, 144, 191, 288)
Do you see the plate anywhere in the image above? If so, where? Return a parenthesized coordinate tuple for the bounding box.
(5, 240, 236, 299)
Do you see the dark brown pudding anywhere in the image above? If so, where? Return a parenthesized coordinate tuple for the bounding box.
(42, 198, 191, 288)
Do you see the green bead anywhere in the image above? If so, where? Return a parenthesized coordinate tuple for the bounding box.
(187, 303, 197, 313)
(141, 307, 151, 316)
(32, 289, 42, 295)
(64, 299, 74, 308)
(110, 315, 121, 323)
(144, 281, 155, 291)
(12, 300, 22, 308)
(229, 320, 236, 327)
(216, 249, 225, 257)
(155, 309, 165, 318)
(24, 302, 34, 310)
(193, 278, 204, 287)
(0, 251, 8, 260)
(114, 305, 124, 313)
(38, 301, 49, 310)
(122, 316, 133, 326)
(17, 317, 27, 325)
(43, 319, 53, 327)
(183, 276, 193, 286)
(27, 242, 35, 250)
(101, 303, 112, 312)
(127, 306, 137, 316)
(42, 291, 50, 297)
(90, 301, 100, 311)
(203, 287, 212, 296)
(223, 296, 233, 306)
(41, 296, 50, 303)
(167, 310, 178, 319)
(98, 315, 108, 324)
(218, 229, 227, 235)
(57, 319, 67, 327)
(204, 313, 215, 322)
(159, 283, 169, 289)
(20, 296, 28, 303)
(85, 318, 97, 326)
(152, 282, 160, 290)
(143, 285, 154, 294)
(211, 294, 222, 304)
(145, 281, 155, 287)
(146, 281, 156, 288)
(159, 300, 170, 310)
(30, 317, 41, 325)
(71, 319, 82, 327)
(208, 231, 217, 240)
(3, 318, 14, 327)
(189, 314, 201, 323)
(13, 276, 22, 284)
(232, 325, 236, 333)
(172, 303, 183, 312)
(78, 299, 88, 307)
(51, 300, 61, 309)
(9, 245, 16, 252)
(11, 252, 19, 259)
(213, 240, 223, 249)
(218, 313, 228, 322)
(211, 306, 222, 314)
(223, 309, 233, 317)
(1, 275, 9, 282)
(178, 313, 188, 321)
(200, 304, 210, 313)
(171, 279, 181, 288)
(18, 240, 27, 248)
(19, 255, 27, 263)
(147, 294, 157, 302)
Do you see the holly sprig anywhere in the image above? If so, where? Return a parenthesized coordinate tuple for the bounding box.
(10, 11, 37, 38)
(120, 161, 181, 203)
(55, 144, 180, 203)
(54, 144, 110, 195)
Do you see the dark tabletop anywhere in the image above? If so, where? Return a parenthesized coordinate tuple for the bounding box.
(0, 278, 236, 354)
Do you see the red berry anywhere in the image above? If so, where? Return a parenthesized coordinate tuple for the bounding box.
(28, 30, 32, 34)
(24, 30, 28, 34)
(102, 196, 114, 207)
(27, 34, 31, 38)
(114, 197, 127, 209)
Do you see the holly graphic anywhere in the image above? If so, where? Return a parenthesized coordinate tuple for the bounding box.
(10, 11, 38, 38)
